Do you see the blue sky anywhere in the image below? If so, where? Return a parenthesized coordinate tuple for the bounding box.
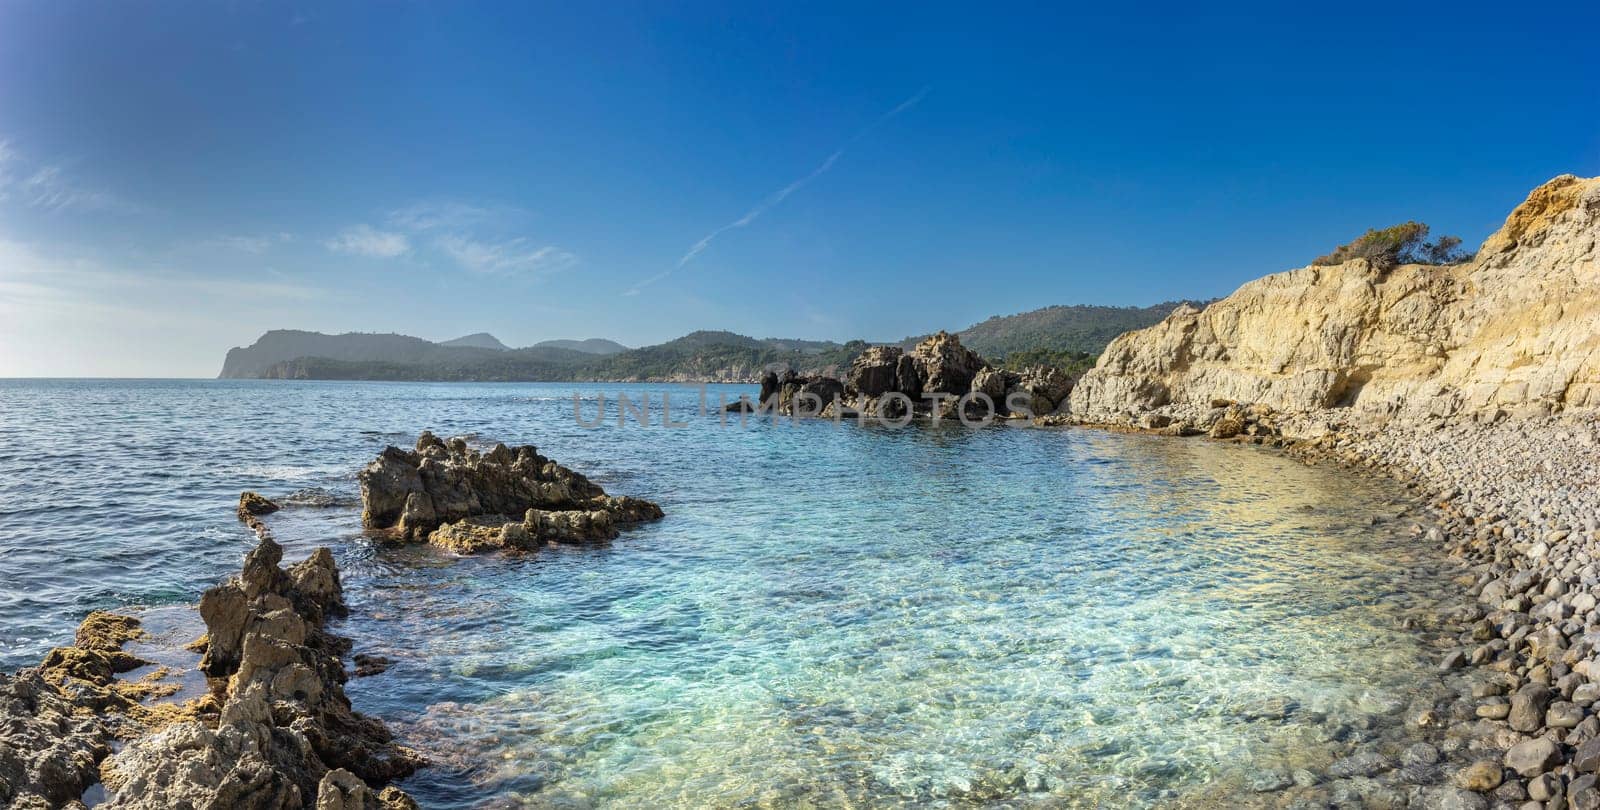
(1, 2, 1597, 376)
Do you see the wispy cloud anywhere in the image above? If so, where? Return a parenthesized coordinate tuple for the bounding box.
(626, 87, 931, 296)
(323, 224, 410, 258)
(381, 200, 572, 275)
(434, 234, 574, 275)
(388, 201, 503, 232)
(0, 139, 131, 213)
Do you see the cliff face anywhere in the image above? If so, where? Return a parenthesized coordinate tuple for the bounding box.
(1070, 175, 1600, 428)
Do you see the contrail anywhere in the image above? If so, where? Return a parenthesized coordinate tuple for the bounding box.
(625, 87, 930, 296)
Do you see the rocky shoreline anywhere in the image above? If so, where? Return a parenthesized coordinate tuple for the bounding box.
(1050, 173, 1600, 807)
(4, 173, 1595, 806)
(1278, 416, 1600, 808)
(0, 435, 663, 809)
(1056, 408, 1597, 808)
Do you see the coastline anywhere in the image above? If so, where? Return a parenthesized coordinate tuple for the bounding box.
(1076, 409, 1600, 807)
(3, 408, 1591, 807)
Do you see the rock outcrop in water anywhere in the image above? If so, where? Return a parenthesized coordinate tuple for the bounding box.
(1070, 175, 1600, 431)
(760, 331, 1078, 421)
(358, 431, 664, 553)
(99, 507, 421, 809)
(0, 496, 420, 809)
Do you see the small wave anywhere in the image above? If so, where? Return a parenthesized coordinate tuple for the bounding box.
(236, 464, 349, 483)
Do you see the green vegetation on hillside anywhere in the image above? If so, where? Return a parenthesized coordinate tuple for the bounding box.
(229, 301, 1187, 382)
(928, 301, 1196, 365)
(996, 348, 1098, 376)
(259, 333, 867, 382)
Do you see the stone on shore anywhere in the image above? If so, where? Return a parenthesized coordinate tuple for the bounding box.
(1504, 737, 1562, 777)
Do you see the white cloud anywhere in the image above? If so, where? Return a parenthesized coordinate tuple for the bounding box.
(324, 224, 410, 258)
(0, 140, 130, 213)
(388, 201, 500, 232)
(434, 234, 574, 275)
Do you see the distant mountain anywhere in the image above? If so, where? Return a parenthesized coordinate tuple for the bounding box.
(220, 330, 487, 378)
(439, 332, 510, 350)
(221, 328, 855, 382)
(529, 338, 628, 355)
(590, 332, 858, 382)
(222, 301, 1195, 382)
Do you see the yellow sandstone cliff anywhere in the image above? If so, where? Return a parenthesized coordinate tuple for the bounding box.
(1069, 175, 1600, 429)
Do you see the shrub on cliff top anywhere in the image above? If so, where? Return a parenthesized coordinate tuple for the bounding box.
(1312, 221, 1473, 269)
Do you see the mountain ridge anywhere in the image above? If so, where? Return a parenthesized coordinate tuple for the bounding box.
(220, 301, 1189, 382)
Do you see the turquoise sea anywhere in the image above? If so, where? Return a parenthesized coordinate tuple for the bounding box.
(0, 379, 1461, 807)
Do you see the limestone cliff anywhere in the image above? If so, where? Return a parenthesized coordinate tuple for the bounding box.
(1070, 175, 1600, 430)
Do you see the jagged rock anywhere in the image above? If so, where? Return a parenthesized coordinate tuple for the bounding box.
(238, 491, 281, 520)
(797, 377, 846, 413)
(970, 368, 1015, 401)
(107, 528, 422, 809)
(315, 768, 419, 810)
(1070, 175, 1600, 428)
(894, 353, 924, 395)
(1006, 365, 1075, 416)
(33, 611, 185, 728)
(359, 434, 661, 547)
(758, 370, 781, 405)
(910, 330, 984, 396)
(846, 346, 906, 398)
(428, 515, 525, 554)
(0, 670, 109, 809)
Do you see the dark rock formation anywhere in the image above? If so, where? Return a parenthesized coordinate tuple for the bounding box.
(761, 330, 1082, 422)
(845, 346, 904, 398)
(911, 330, 984, 396)
(1009, 365, 1075, 416)
(759, 370, 781, 405)
(237, 491, 281, 520)
(358, 432, 664, 552)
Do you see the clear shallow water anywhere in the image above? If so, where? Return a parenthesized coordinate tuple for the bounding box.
(0, 380, 1461, 807)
